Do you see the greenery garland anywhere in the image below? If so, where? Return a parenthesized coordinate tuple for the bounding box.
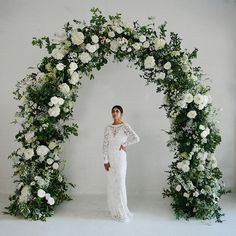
(3, 7, 229, 222)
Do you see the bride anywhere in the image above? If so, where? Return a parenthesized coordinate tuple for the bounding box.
(103, 105, 140, 222)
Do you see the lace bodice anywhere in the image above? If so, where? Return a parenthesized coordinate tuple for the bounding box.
(103, 122, 140, 164)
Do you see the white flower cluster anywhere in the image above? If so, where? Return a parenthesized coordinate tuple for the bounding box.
(37, 189, 55, 205)
(18, 185, 31, 203)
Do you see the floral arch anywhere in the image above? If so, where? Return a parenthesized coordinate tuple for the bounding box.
(3, 7, 229, 222)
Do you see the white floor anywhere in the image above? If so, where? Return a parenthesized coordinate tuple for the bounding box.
(0, 193, 235, 236)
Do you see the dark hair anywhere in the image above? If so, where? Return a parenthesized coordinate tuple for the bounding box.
(111, 105, 123, 114)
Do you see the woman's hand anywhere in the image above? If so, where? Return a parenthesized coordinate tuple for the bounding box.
(119, 144, 126, 152)
(104, 162, 111, 171)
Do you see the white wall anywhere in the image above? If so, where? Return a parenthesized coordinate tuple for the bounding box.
(0, 0, 235, 196)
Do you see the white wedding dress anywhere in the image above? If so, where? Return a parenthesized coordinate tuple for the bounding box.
(103, 122, 140, 222)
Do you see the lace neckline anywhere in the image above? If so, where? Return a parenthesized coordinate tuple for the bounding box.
(110, 122, 125, 126)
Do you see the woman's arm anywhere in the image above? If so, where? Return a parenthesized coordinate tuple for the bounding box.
(103, 126, 110, 164)
(122, 123, 140, 147)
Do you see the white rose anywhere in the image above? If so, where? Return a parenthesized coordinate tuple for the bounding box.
(59, 83, 70, 95)
(175, 185, 182, 192)
(37, 189, 46, 198)
(50, 96, 64, 106)
(163, 62, 171, 70)
(45, 193, 51, 200)
(46, 158, 54, 165)
(184, 93, 193, 103)
(47, 197, 55, 205)
(48, 105, 60, 117)
(70, 71, 80, 85)
(144, 56, 155, 69)
(56, 63, 65, 71)
(200, 130, 209, 138)
(69, 62, 78, 71)
(71, 31, 84, 45)
(79, 52, 92, 63)
(24, 148, 34, 160)
(182, 64, 190, 73)
(108, 31, 115, 38)
(139, 35, 146, 42)
(115, 26, 123, 34)
(153, 38, 166, 50)
(193, 191, 199, 197)
(52, 162, 59, 169)
(187, 110, 197, 119)
(142, 41, 150, 48)
(91, 35, 99, 43)
(36, 145, 49, 156)
(194, 94, 204, 105)
(85, 43, 97, 53)
(25, 131, 35, 143)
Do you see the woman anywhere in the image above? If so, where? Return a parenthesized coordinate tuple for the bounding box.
(103, 105, 140, 222)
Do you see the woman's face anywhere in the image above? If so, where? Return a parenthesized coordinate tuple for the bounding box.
(111, 108, 122, 120)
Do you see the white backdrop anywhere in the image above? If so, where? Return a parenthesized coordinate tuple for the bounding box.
(0, 0, 235, 196)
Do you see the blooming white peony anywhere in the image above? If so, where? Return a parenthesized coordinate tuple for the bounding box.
(48, 105, 60, 117)
(187, 110, 197, 119)
(153, 38, 165, 50)
(144, 56, 155, 69)
(51, 46, 67, 60)
(37, 189, 46, 198)
(56, 63, 65, 71)
(91, 35, 99, 43)
(71, 31, 84, 45)
(79, 52, 92, 63)
(59, 83, 70, 95)
(36, 145, 49, 157)
(24, 148, 34, 160)
(163, 62, 171, 70)
(139, 35, 146, 42)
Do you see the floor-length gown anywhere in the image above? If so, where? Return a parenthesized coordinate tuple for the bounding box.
(103, 122, 140, 222)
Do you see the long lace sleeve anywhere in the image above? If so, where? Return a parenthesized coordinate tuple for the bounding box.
(122, 123, 140, 147)
(103, 126, 110, 164)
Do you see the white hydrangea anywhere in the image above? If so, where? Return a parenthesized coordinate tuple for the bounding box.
(157, 72, 166, 80)
(18, 185, 31, 203)
(79, 52, 92, 63)
(59, 83, 70, 95)
(144, 56, 155, 69)
(153, 38, 165, 50)
(36, 145, 49, 157)
(71, 31, 84, 45)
